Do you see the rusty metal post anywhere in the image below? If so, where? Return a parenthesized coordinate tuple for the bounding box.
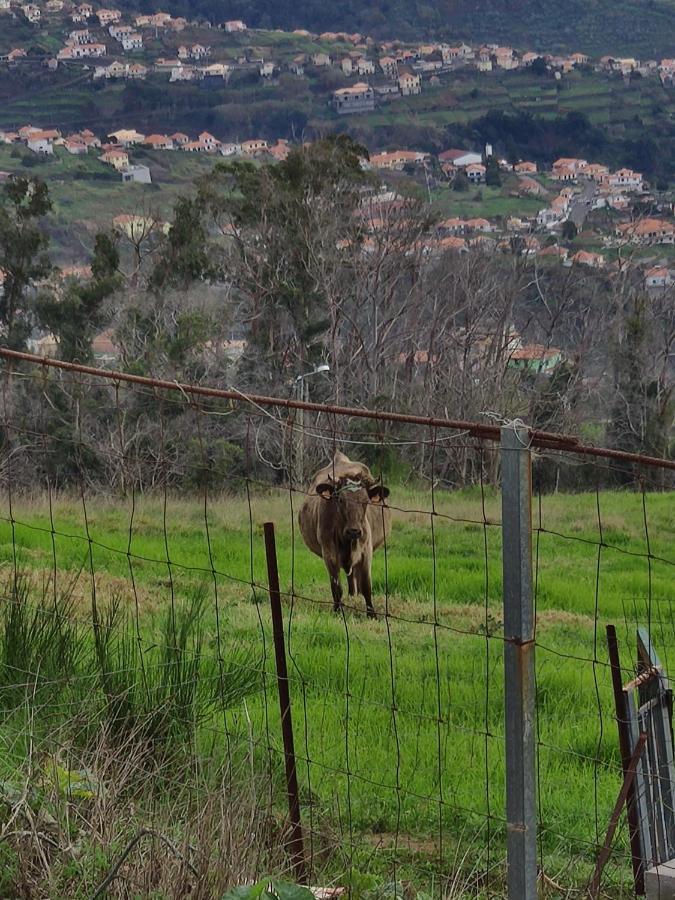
(501, 425, 537, 900)
(606, 624, 645, 894)
(264, 521, 307, 884)
(589, 731, 648, 898)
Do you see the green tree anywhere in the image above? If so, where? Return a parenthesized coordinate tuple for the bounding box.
(530, 56, 548, 76)
(452, 169, 469, 192)
(194, 135, 371, 382)
(561, 220, 577, 240)
(151, 196, 214, 290)
(36, 231, 121, 363)
(0, 176, 52, 349)
(608, 298, 673, 468)
(485, 155, 501, 187)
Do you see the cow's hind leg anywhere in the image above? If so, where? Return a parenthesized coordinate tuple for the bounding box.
(323, 556, 343, 614)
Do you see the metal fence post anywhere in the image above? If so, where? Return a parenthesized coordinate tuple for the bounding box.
(501, 424, 537, 900)
(264, 521, 307, 885)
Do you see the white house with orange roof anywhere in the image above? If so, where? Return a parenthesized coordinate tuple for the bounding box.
(21, 4, 40, 23)
(332, 83, 375, 114)
(64, 138, 88, 155)
(494, 47, 518, 69)
(604, 168, 643, 191)
(616, 218, 675, 245)
(99, 148, 129, 169)
(514, 160, 537, 174)
(121, 33, 143, 52)
(379, 56, 398, 78)
(659, 59, 675, 83)
(644, 266, 672, 288)
(583, 163, 609, 180)
(58, 42, 107, 59)
(438, 217, 465, 234)
(369, 149, 427, 170)
(108, 128, 145, 146)
(69, 28, 92, 44)
(96, 8, 121, 26)
(127, 63, 147, 79)
(198, 131, 221, 151)
(466, 163, 486, 183)
(66, 129, 100, 150)
(223, 19, 246, 32)
(357, 57, 375, 76)
(398, 69, 421, 95)
(26, 132, 55, 154)
(572, 250, 605, 268)
(241, 139, 268, 154)
(109, 24, 134, 39)
(465, 217, 497, 233)
(144, 134, 174, 150)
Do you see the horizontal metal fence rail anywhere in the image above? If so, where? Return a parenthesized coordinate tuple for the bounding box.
(1, 347, 674, 470)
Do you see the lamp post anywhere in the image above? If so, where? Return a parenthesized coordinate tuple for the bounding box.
(294, 364, 330, 484)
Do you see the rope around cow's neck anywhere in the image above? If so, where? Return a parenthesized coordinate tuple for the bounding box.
(337, 479, 364, 494)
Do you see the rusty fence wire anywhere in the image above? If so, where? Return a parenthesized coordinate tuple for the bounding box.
(0, 350, 673, 900)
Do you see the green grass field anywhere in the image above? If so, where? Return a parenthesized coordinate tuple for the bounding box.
(430, 176, 545, 219)
(0, 485, 673, 896)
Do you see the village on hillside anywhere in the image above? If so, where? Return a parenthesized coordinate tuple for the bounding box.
(0, 0, 674, 304)
(2, 1, 675, 93)
(1, 120, 673, 284)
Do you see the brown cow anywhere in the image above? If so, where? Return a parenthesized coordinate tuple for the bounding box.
(298, 451, 391, 618)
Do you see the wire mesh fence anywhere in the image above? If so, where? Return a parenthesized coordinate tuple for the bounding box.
(0, 349, 673, 899)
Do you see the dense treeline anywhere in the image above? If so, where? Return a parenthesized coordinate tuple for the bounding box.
(0, 139, 673, 492)
(465, 111, 675, 189)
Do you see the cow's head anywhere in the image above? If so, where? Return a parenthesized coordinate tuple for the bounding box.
(316, 477, 390, 543)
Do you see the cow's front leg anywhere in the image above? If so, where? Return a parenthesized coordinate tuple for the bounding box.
(347, 570, 358, 597)
(323, 555, 343, 613)
(355, 562, 376, 619)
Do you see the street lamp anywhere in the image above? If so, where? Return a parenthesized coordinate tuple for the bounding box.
(294, 364, 330, 483)
(295, 364, 330, 385)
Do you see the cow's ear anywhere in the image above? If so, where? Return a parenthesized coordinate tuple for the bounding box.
(316, 482, 334, 499)
(368, 484, 390, 503)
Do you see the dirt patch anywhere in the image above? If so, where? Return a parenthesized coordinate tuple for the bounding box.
(363, 832, 438, 855)
(537, 609, 595, 629)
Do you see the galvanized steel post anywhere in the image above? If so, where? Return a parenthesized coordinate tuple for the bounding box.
(501, 425, 537, 900)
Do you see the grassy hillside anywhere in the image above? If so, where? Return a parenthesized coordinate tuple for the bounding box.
(0, 486, 673, 895)
(0, 144, 214, 259)
(108, 0, 675, 58)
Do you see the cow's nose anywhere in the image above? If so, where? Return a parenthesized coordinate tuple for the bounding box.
(346, 528, 362, 541)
